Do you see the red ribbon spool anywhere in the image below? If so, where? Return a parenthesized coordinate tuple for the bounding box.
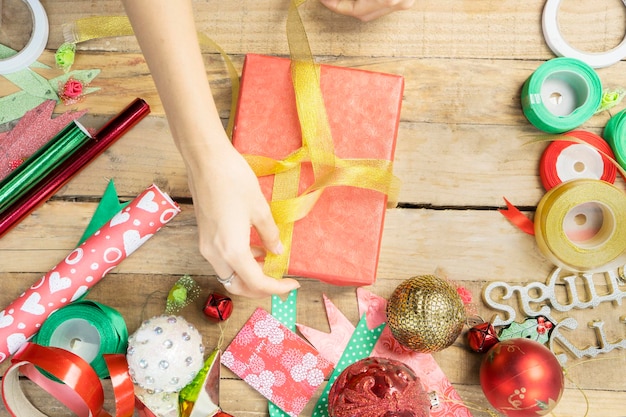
(539, 130, 617, 191)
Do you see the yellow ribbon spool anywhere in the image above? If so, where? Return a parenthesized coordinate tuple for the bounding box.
(534, 179, 626, 272)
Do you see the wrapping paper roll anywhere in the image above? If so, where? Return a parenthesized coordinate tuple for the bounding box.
(0, 98, 150, 238)
(0, 184, 180, 363)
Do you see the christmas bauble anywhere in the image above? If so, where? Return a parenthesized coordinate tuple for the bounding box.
(467, 322, 499, 353)
(328, 357, 430, 417)
(127, 315, 205, 393)
(386, 275, 466, 353)
(203, 292, 233, 322)
(479, 338, 564, 416)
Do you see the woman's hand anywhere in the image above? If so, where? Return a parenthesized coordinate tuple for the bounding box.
(122, 0, 300, 299)
(319, 0, 415, 21)
(186, 138, 300, 298)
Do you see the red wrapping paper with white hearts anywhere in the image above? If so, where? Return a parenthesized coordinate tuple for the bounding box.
(0, 184, 180, 363)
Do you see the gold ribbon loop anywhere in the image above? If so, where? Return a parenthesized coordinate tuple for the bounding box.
(253, 0, 401, 279)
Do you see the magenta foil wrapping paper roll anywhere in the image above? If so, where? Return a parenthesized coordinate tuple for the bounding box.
(0, 98, 151, 238)
(0, 184, 180, 362)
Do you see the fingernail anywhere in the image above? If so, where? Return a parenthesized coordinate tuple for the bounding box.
(274, 241, 284, 255)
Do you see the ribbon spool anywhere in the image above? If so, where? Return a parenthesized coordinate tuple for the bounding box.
(32, 300, 128, 378)
(0, 0, 49, 75)
(542, 0, 626, 69)
(521, 57, 602, 134)
(539, 130, 617, 191)
(534, 179, 626, 273)
(604, 108, 626, 170)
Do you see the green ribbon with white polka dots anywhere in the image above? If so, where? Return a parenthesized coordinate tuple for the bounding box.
(312, 314, 385, 417)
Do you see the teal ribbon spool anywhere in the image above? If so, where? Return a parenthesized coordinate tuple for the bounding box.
(33, 300, 128, 378)
(604, 108, 626, 170)
(521, 57, 602, 134)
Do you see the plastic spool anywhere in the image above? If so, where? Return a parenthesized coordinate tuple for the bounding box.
(521, 57, 602, 134)
(543, 0, 626, 68)
(539, 130, 617, 190)
(32, 301, 128, 378)
(534, 179, 626, 273)
(0, 0, 49, 75)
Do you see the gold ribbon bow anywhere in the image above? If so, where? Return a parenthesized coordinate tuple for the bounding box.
(244, 0, 401, 279)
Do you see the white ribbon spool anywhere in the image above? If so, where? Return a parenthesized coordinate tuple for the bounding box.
(0, 0, 49, 75)
(542, 0, 626, 68)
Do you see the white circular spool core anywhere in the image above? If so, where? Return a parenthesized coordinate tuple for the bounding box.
(540, 70, 589, 116)
(563, 201, 615, 249)
(0, 0, 49, 75)
(48, 318, 101, 364)
(555, 143, 604, 181)
(543, 0, 626, 68)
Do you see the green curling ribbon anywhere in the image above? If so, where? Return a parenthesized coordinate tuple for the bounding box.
(0, 121, 92, 214)
(604, 108, 626, 170)
(521, 57, 602, 134)
(33, 300, 128, 378)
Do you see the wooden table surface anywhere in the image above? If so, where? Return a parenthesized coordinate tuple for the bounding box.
(1, 0, 626, 416)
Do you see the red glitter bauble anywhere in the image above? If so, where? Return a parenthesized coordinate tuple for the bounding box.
(479, 338, 564, 417)
(328, 357, 430, 417)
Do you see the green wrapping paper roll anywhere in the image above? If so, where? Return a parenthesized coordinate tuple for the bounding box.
(521, 57, 602, 133)
(604, 108, 626, 170)
(0, 121, 92, 214)
(33, 300, 128, 378)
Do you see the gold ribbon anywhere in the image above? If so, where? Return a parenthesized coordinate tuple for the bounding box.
(64, 6, 401, 280)
(243, 0, 400, 278)
(62, 16, 240, 137)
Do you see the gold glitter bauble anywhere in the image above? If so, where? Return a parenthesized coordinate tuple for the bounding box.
(386, 275, 466, 353)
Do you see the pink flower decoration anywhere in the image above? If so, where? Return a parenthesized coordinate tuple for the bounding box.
(456, 286, 473, 304)
(63, 78, 83, 98)
(59, 78, 85, 105)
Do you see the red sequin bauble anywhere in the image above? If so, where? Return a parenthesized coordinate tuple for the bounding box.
(479, 338, 564, 417)
(328, 357, 430, 417)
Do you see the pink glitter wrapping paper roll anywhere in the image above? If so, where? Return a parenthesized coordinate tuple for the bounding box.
(0, 184, 180, 363)
(0, 98, 151, 238)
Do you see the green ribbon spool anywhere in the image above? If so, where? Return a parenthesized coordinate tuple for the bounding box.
(521, 57, 602, 134)
(0, 120, 92, 214)
(33, 300, 128, 378)
(604, 108, 626, 170)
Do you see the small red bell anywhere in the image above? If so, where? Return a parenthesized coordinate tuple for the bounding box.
(203, 293, 233, 322)
(467, 322, 499, 353)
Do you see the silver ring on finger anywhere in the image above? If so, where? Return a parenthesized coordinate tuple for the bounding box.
(216, 272, 236, 287)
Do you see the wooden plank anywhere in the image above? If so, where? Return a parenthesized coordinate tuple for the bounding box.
(36, 1, 626, 60)
(0, 201, 552, 281)
(2, 0, 626, 416)
(4, 51, 626, 128)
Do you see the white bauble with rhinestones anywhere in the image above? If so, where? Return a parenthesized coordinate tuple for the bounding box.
(127, 315, 205, 393)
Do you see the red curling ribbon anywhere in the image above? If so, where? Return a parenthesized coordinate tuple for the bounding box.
(104, 354, 136, 417)
(539, 130, 617, 191)
(0, 98, 150, 238)
(498, 197, 535, 235)
(2, 343, 135, 417)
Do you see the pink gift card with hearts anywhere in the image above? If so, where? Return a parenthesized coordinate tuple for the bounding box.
(221, 308, 333, 417)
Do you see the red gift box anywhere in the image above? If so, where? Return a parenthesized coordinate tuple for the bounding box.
(232, 54, 404, 286)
